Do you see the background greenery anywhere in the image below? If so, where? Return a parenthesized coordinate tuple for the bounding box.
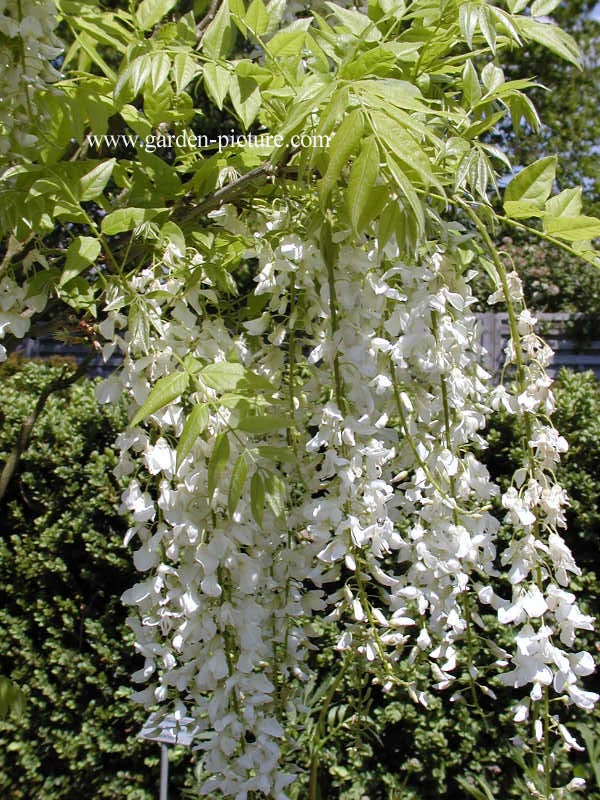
(0, 358, 194, 799)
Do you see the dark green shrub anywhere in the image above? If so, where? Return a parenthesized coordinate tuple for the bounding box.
(0, 358, 194, 799)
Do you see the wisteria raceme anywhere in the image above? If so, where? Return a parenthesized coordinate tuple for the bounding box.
(0, 250, 50, 361)
(0, 0, 63, 157)
(92, 202, 598, 798)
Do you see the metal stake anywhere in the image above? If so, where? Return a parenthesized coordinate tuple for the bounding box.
(160, 742, 169, 800)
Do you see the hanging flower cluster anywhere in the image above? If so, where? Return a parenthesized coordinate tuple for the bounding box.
(94, 200, 597, 798)
(0, 0, 62, 158)
(0, 250, 49, 361)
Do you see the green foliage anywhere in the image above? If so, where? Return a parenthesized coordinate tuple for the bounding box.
(0, 359, 194, 799)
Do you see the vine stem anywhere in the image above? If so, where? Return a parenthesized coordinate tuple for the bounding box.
(457, 197, 552, 795)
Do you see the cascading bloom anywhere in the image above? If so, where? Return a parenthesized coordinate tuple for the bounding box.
(0, 0, 63, 157)
(94, 205, 596, 798)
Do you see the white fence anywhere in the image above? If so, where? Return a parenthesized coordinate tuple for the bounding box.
(476, 312, 600, 376)
(18, 313, 600, 378)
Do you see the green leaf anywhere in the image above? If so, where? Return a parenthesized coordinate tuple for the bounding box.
(151, 52, 171, 93)
(462, 60, 481, 108)
(504, 156, 556, 210)
(136, 0, 177, 31)
(130, 371, 190, 427)
(60, 236, 102, 287)
(237, 415, 290, 433)
(545, 187, 582, 218)
(101, 207, 166, 235)
(203, 62, 231, 108)
(319, 108, 364, 210)
(208, 432, 230, 498)
(503, 200, 545, 220)
(265, 473, 286, 520)
(346, 136, 379, 234)
(202, 0, 234, 58)
(229, 73, 261, 129)
(531, 0, 562, 18)
(325, 1, 380, 41)
(516, 17, 582, 69)
(543, 215, 600, 241)
(250, 471, 265, 527)
(173, 52, 199, 94)
(228, 453, 249, 515)
(130, 54, 152, 96)
(176, 404, 210, 469)
(385, 154, 425, 237)
(199, 362, 273, 392)
(161, 221, 186, 257)
(79, 159, 116, 201)
(245, 0, 269, 35)
(255, 445, 295, 463)
(267, 26, 307, 59)
(506, 0, 529, 11)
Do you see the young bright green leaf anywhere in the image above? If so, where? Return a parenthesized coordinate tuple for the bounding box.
(346, 136, 379, 234)
(59, 236, 102, 287)
(130, 54, 152, 97)
(228, 453, 249, 515)
(202, 0, 234, 59)
(462, 60, 481, 108)
(172, 52, 198, 94)
(229, 73, 261, 129)
(531, 0, 562, 15)
(151, 52, 171, 93)
(265, 0, 287, 34)
(245, 0, 269, 35)
(130, 371, 190, 427)
(101, 207, 166, 235)
(506, 0, 529, 11)
(267, 26, 307, 59)
(202, 62, 231, 108)
(250, 471, 265, 527)
(136, 0, 177, 31)
(176, 403, 210, 469)
(504, 157, 556, 209)
(516, 17, 582, 69)
(237, 415, 291, 434)
(543, 215, 600, 242)
(481, 62, 504, 92)
(325, 1, 381, 41)
(319, 108, 364, 210)
(385, 154, 425, 237)
(503, 200, 546, 220)
(208, 432, 230, 498)
(545, 187, 582, 219)
(79, 159, 116, 202)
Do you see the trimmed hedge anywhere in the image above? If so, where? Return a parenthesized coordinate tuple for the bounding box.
(0, 358, 194, 799)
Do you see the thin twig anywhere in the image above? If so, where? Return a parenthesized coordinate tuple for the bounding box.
(196, 0, 223, 43)
(178, 159, 278, 223)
